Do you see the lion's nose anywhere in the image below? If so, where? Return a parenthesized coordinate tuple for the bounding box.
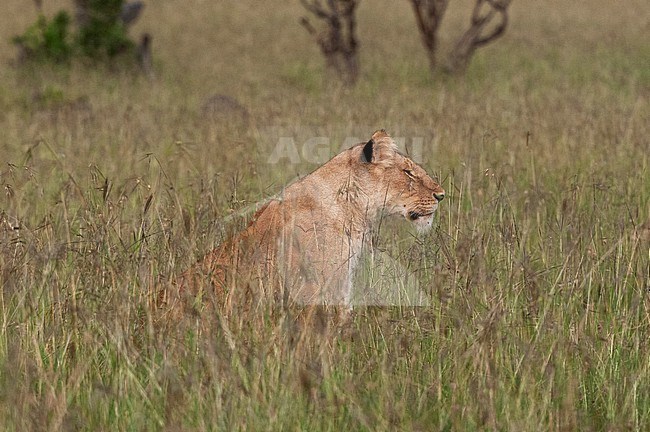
(433, 191, 445, 201)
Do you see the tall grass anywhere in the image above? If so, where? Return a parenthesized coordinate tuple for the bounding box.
(1, 0, 649, 430)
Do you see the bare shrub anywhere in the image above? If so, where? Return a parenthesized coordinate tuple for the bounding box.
(300, 0, 360, 86)
(409, 0, 512, 76)
(409, 0, 449, 73)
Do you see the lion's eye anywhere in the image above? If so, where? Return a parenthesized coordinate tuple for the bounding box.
(403, 169, 416, 179)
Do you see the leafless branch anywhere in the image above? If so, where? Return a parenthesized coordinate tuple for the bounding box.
(447, 0, 512, 74)
(300, 0, 331, 20)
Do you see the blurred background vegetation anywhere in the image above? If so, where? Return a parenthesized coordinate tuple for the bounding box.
(0, 0, 649, 430)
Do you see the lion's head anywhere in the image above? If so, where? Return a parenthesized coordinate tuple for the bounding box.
(357, 130, 445, 231)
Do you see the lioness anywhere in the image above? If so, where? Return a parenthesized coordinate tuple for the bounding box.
(179, 130, 444, 309)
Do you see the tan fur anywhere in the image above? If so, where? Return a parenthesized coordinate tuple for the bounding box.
(177, 130, 445, 309)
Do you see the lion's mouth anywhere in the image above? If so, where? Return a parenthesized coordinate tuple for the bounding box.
(408, 211, 434, 221)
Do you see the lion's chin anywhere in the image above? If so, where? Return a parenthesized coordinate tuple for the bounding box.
(412, 214, 434, 232)
(406, 210, 435, 232)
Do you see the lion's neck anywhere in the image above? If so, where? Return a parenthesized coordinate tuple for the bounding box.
(302, 160, 382, 236)
(278, 147, 389, 240)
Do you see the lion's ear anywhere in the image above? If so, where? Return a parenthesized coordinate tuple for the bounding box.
(371, 129, 389, 141)
(362, 130, 397, 165)
(362, 139, 374, 163)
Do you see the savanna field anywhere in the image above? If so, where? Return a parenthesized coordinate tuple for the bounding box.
(1, 0, 649, 430)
